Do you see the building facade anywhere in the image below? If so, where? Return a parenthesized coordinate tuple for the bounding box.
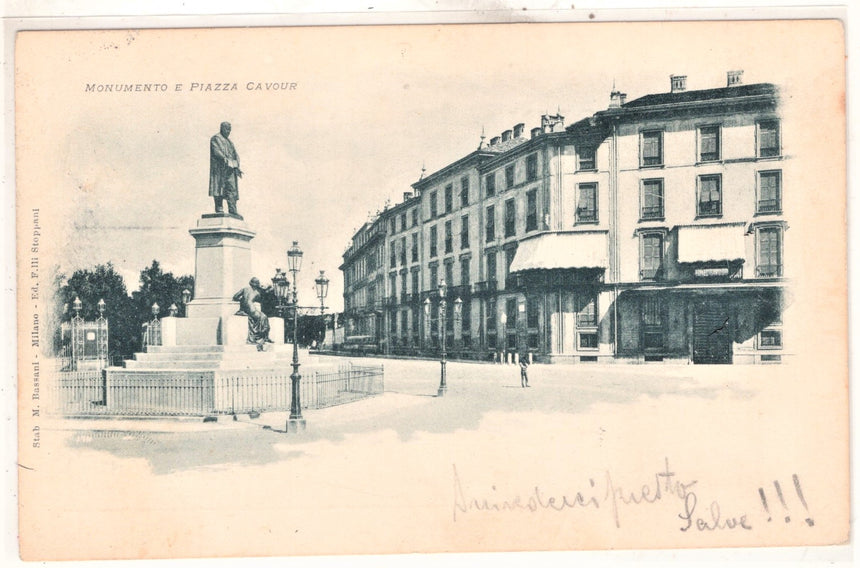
(341, 72, 787, 364)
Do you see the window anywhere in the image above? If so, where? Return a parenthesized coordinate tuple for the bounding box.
(504, 247, 516, 288)
(485, 205, 495, 242)
(526, 154, 538, 181)
(577, 146, 596, 171)
(756, 227, 782, 277)
(486, 298, 497, 349)
(411, 209, 418, 227)
(429, 265, 438, 290)
(576, 183, 598, 223)
(485, 173, 496, 197)
(505, 298, 518, 350)
(697, 175, 722, 217)
(444, 184, 453, 214)
(444, 220, 453, 254)
(758, 171, 782, 213)
(505, 298, 517, 330)
(505, 165, 515, 189)
(640, 233, 663, 280)
(699, 125, 720, 162)
(642, 297, 665, 350)
(400, 272, 407, 296)
(576, 291, 598, 327)
(429, 191, 438, 218)
(460, 258, 470, 286)
(390, 218, 396, 234)
(641, 130, 663, 167)
(411, 306, 419, 335)
(579, 333, 599, 350)
(411, 271, 419, 296)
(486, 251, 497, 282)
(389, 274, 397, 301)
(460, 176, 470, 207)
(400, 237, 406, 266)
(460, 215, 470, 249)
(401, 311, 408, 341)
(429, 225, 437, 258)
(758, 120, 780, 158)
(400, 214, 407, 232)
(390, 311, 397, 334)
(444, 262, 454, 288)
(526, 189, 538, 232)
(526, 296, 540, 350)
(641, 179, 664, 220)
(390, 242, 396, 268)
(411, 233, 419, 263)
(504, 198, 516, 237)
(461, 301, 472, 348)
(759, 329, 782, 348)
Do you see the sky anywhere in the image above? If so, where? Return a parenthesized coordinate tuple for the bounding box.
(14, 21, 836, 311)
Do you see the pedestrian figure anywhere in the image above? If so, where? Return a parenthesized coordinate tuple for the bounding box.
(519, 353, 530, 388)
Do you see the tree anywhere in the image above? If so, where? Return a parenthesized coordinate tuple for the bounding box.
(132, 260, 195, 319)
(56, 262, 139, 361)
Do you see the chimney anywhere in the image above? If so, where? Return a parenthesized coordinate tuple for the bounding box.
(609, 90, 627, 109)
(540, 114, 565, 133)
(501, 129, 513, 142)
(670, 74, 687, 93)
(530, 127, 542, 139)
(490, 136, 500, 146)
(727, 70, 744, 87)
(403, 192, 413, 201)
(513, 123, 525, 138)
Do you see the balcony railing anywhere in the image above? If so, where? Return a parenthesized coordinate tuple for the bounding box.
(640, 268, 661, 281)
(576, 209, 598, 223)
(756, 263, 782, 277)
(449, 284, 471, 298)
(757, 199, 781, 213)
(697, 200, 722, 216)
(473, 280, 498, 294)
(641, 205, 664, 220)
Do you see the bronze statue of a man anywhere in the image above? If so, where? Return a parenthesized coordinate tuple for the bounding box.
(209, 121, 243, 215)
(232, 277, 273, 350)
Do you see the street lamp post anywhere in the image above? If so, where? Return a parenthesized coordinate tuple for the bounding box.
(286, 241, 305, 433)
(181, 288, 192, 317)
(315, 270, 329, 348)
(437, 279, 448, 396)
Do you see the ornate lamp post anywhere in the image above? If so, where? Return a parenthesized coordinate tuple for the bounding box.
(437, 278, 448, 396)
(454, 296, 463, 351)
(96, 298, 108, 366)
(286, 241, 305, 432)
(181, 288, 192, 317)
(271, 268, 290, 310)
(70, 297, 83, 370)
(314, 270, 330, 348)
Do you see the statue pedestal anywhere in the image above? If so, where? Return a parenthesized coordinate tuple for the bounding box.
(188, 213, 256, 311)
(160, 213, 283, 346)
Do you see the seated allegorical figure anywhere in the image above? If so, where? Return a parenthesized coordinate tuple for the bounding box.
(232, 277, 274, 350)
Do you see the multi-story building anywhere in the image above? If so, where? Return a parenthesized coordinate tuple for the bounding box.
(341, 71, 786, 364)
(340, 215, 387, 348)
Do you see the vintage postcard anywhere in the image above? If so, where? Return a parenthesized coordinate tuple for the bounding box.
(14, 19, 847, 561)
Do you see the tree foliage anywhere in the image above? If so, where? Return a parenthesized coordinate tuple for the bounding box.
(55, 262, 139, 360)
(55, 260, 194, 362)
(132, 260, 195, 319)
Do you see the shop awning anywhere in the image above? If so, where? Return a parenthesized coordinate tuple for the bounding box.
(509, 231, 608, 272)
(677, 223, 746, 264)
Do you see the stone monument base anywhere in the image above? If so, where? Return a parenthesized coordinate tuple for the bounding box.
(160, 315, 285, 346)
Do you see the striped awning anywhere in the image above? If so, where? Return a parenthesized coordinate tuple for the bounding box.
(677, 224, 746, 264)
(509, 232, 608, 272)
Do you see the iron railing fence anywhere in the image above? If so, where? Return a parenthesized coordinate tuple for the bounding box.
(45, 362, 384, 417)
